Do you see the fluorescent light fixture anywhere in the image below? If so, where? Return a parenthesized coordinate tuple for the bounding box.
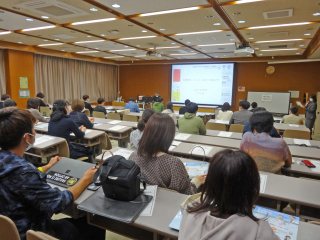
(104, 56, 124, 58)
(110, 49, 136, 52)
(234, 0, 264, 4)
(76, 50, 99, 54)
(142, 30, 148, 33)
(112, 4, 121, 8)
(75, 40, 105, 44)
(304, 33, 311, 36)
(149, 46, 180, 49)
(90, 8, 98, 12)
(313, 12, 320, 16)
(160, 28, 166, 31)
(255, 39, 303, 43)
(213, 23, 221, 26)
(140, 6, 200, 17)
(197, 43, 234, 47)
(260, 48, 298, 52)
(72, 18, 116, 25)
(175, 30, 222, 36)
(41, 16, 49, 19)
(22, 25, 55, 32)
(238, 20, 246, 23)
(170, 53, 197, 56)
(38, 43, 64, 47)
(0, 31, 12, 35)
(248, 22, 312, 29)
(26, 18, 34, 22)
(119, 36, 156, 40)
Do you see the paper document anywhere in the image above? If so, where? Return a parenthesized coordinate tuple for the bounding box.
(140, 185, 158, 216)
(189, 145, 212, 156)
(85, 129, 92, 134)
(217, 131, 232, 138)
(254, 206, 299, 240)
(172, 140, 182, 146)
(289, 124, 299, 127)
(214, 120, 229, 124)
(169, 210, 183, 231)
(34, 135, 54, 146)
(36, 123, 48, 129)
(259, 174, 268, 194)
(109, 120, 122, 124)
(310, 160, 320, 173)
(293, 139, 311, 146)
(109, 125, 126, 131)
(184, 162, 209, 179)
(175, 133, 191, 141)
(169, 145, 176, 151)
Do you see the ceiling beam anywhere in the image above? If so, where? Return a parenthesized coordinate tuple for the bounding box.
(303, 27, 320, 58)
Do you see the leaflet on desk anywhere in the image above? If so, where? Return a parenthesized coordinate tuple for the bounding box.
(183, 162, 209, 179)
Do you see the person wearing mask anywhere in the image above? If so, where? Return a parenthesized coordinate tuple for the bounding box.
(27, 98, 49, 123)
(240, 111, 292, 173)
(282, 106, 304, 125)
(125, 98, 140, 113)
(216, 102, 233, 121)
(93, 98, 107, 115)
(179, 99, 191, 115)
(69, 99, 94, 129)
(298, 95, 317, 132)
(0, 108, 104, 240)
(36, 92, 49, 107)
(179, 149, 278, 240)
(82, 95, 93, 116)
(230, 100, 252, 124)
(0, 94, 10, 109)
(152, 97, 164, 113)
(129, 113, 205, 194)
(130, 109, 154, 149)
(178, 102, 206, 135)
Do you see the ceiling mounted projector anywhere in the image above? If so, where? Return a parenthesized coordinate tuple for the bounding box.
(234, 46, 255, 54)
(146, 50, 162, 57)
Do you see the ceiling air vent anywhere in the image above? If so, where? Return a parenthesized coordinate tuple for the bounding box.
(263, 9, 293, 19)
(15, 0, 87, 19)
(269, 45, 288, 49)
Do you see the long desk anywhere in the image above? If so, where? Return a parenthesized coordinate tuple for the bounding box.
(274, 123, 310, 132)
(94, 118, 137, 129)
(93, 123, 132, 147)
(283, 158, 320, 180)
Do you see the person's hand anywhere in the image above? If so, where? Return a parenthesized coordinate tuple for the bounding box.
(82, 167, 98, 185)
(191, 175, 207, 188)
(47, 156, 61, 168)
(79, 125, 86, 132)
(89, 117, 94, 123)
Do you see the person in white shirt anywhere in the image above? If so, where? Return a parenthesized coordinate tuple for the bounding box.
(216, 102, 233, 121)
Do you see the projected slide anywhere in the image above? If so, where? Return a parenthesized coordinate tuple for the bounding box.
(171, 63, 234, 105)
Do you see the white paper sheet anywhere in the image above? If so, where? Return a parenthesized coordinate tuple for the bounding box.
(293, 139, 311, 146)
(189, 145, 212, 156)
(34, 135, 54, 146)
(214, 120, 229, 124)
(289, 124, 299, 127)
(171, 140, 182, 146)
(169, 145, 176, 151)
(310, 160, 320, 173)
(175, 133, 191, 141)
(217, 131, 232, 137)
(140, 185, 158, 217)
(109, 120, 122, 124)
(259, 174, 268, 193)
(109, 125, 126, 131)
(113, 148, 134, 159)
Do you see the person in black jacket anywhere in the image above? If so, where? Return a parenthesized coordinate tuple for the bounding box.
(69, 99, 94, 129)
(0, 94, 10, 109)
(93, 98, 107, 115)
(36, 92, 49, 107)
(82, 95, 93, 116)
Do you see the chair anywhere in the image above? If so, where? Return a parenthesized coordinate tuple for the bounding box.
(93, 111, 106, 119)
(283, 129, 310, 140)
(0, 215, 20, 240)
(26, 230, 58, 240)
(123, 114, 138, 122)
(229, 124, 244, 133)
(206, 122, 227, 131)
(107, 112, 121, 120)
(39, 107, 52, 117)
(83, 109, 90, 116)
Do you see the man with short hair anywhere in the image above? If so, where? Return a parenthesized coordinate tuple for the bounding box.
(282, 106, 304, 125)
(230, 100, 252, 124)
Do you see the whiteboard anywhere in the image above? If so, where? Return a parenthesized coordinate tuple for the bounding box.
(247, 92, 291, 114)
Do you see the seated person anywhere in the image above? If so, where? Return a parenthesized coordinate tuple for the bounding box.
(0, 108, 103, 240)
(130, 109, 154, 149)
(152, 97, 164, 113)
(243, 107, 280, 138)
(36, 92, 49, 107)
(250, 101, 258, 112)
(3, 99, 17, 108)
(27, 98, 49, 123)
(216, 102, 233, 121)
(153, 92, 161, 102)
(282, 106, 304, 125)
(179, 149, 278, 240)
(240, 111, 292, 173)
(178, 102, 206, 135)
(0, 93, 10, 109)
(48, 100, 88, 159)
(82, 94, 93, 116)
(230, 100, 252, 124)
(93, 97, 107, 115)
(125, 98, 140, 113)
(162, 102, 177, 123)
(69, 99, 94, 129)
(179, 99, 191, 115)
(129, 113, 204, 194)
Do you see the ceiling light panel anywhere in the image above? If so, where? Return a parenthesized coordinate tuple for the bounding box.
(113, 36, 176, 49)
(95, 0, 208, 15)
(0, 32, 46, 45)
(195, 43, 236, 53)
(134, 8, 228, 35)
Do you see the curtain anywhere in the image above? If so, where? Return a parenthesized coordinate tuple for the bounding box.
(0, 50, 6, 95)
(34, 54, 118, 104)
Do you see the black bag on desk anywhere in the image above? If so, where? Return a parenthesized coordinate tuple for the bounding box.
(94, 154, 142, 201)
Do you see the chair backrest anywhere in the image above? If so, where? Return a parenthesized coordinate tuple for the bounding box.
(59, 140, 70, 158)
(93, 111, 106, 119)
(83, 109, 90, 116)
(283, 129, 310, 140)
(206, 122, 227, 131)
(0, 215, 20, 240)
(229, 124, 244, 133)
(39, 107, 52, 117)
(107, 112, 121, 120)
(123, 114, 138, 122)
(26, 230, 58, 240)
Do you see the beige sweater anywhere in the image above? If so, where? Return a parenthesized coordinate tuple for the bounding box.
(179, 211, 279, 240)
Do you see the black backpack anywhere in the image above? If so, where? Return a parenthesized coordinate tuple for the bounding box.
(94, 154, 144, 201)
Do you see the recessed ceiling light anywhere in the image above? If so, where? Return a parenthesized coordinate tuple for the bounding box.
(213, 23, 221, 26)
(119, 36, 156, 40)
(175, 30, 222, 36)
(90, 8, 98, 12)
(304, 33, 311, 36)
(186, 42, 192, 44)
(0, 31, 12, 35)
(238, 20, 246, 24)
(171, 42, 176, 45)
(160, 28, 166, 31)
(140, 6, 200, 17)
(255, 38, 303, 43)
(87, 35, 92, 38)
(248, 37, 254, 40)
(313, 12, 320, 16)
(76, 50, 99, 54)
(75, 40, 105, 44)
(41, 16, 49, 19)
(170, 53, 197, 56)
(22, 25, 55, 32)
(248, 22, 312, 29)
(230, 38, 235, 41)
(197, 43, 234, 47)
(142, 30, 148, 33)
(54, 38, 60, 41)
(100, 34, 106, 37)
(234, 0, 264, 4)
(299, 45, 305, 47)
(72, 18, 116, 25)
(110, 49, 136, 52)
(260, 48, 298, 52)
(38, 43, 64, 47)
(296, 53, 301, 55)
(112, 4, 121, 8)
(18, 42, 23, 44)
(26, 18, 34, 22)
